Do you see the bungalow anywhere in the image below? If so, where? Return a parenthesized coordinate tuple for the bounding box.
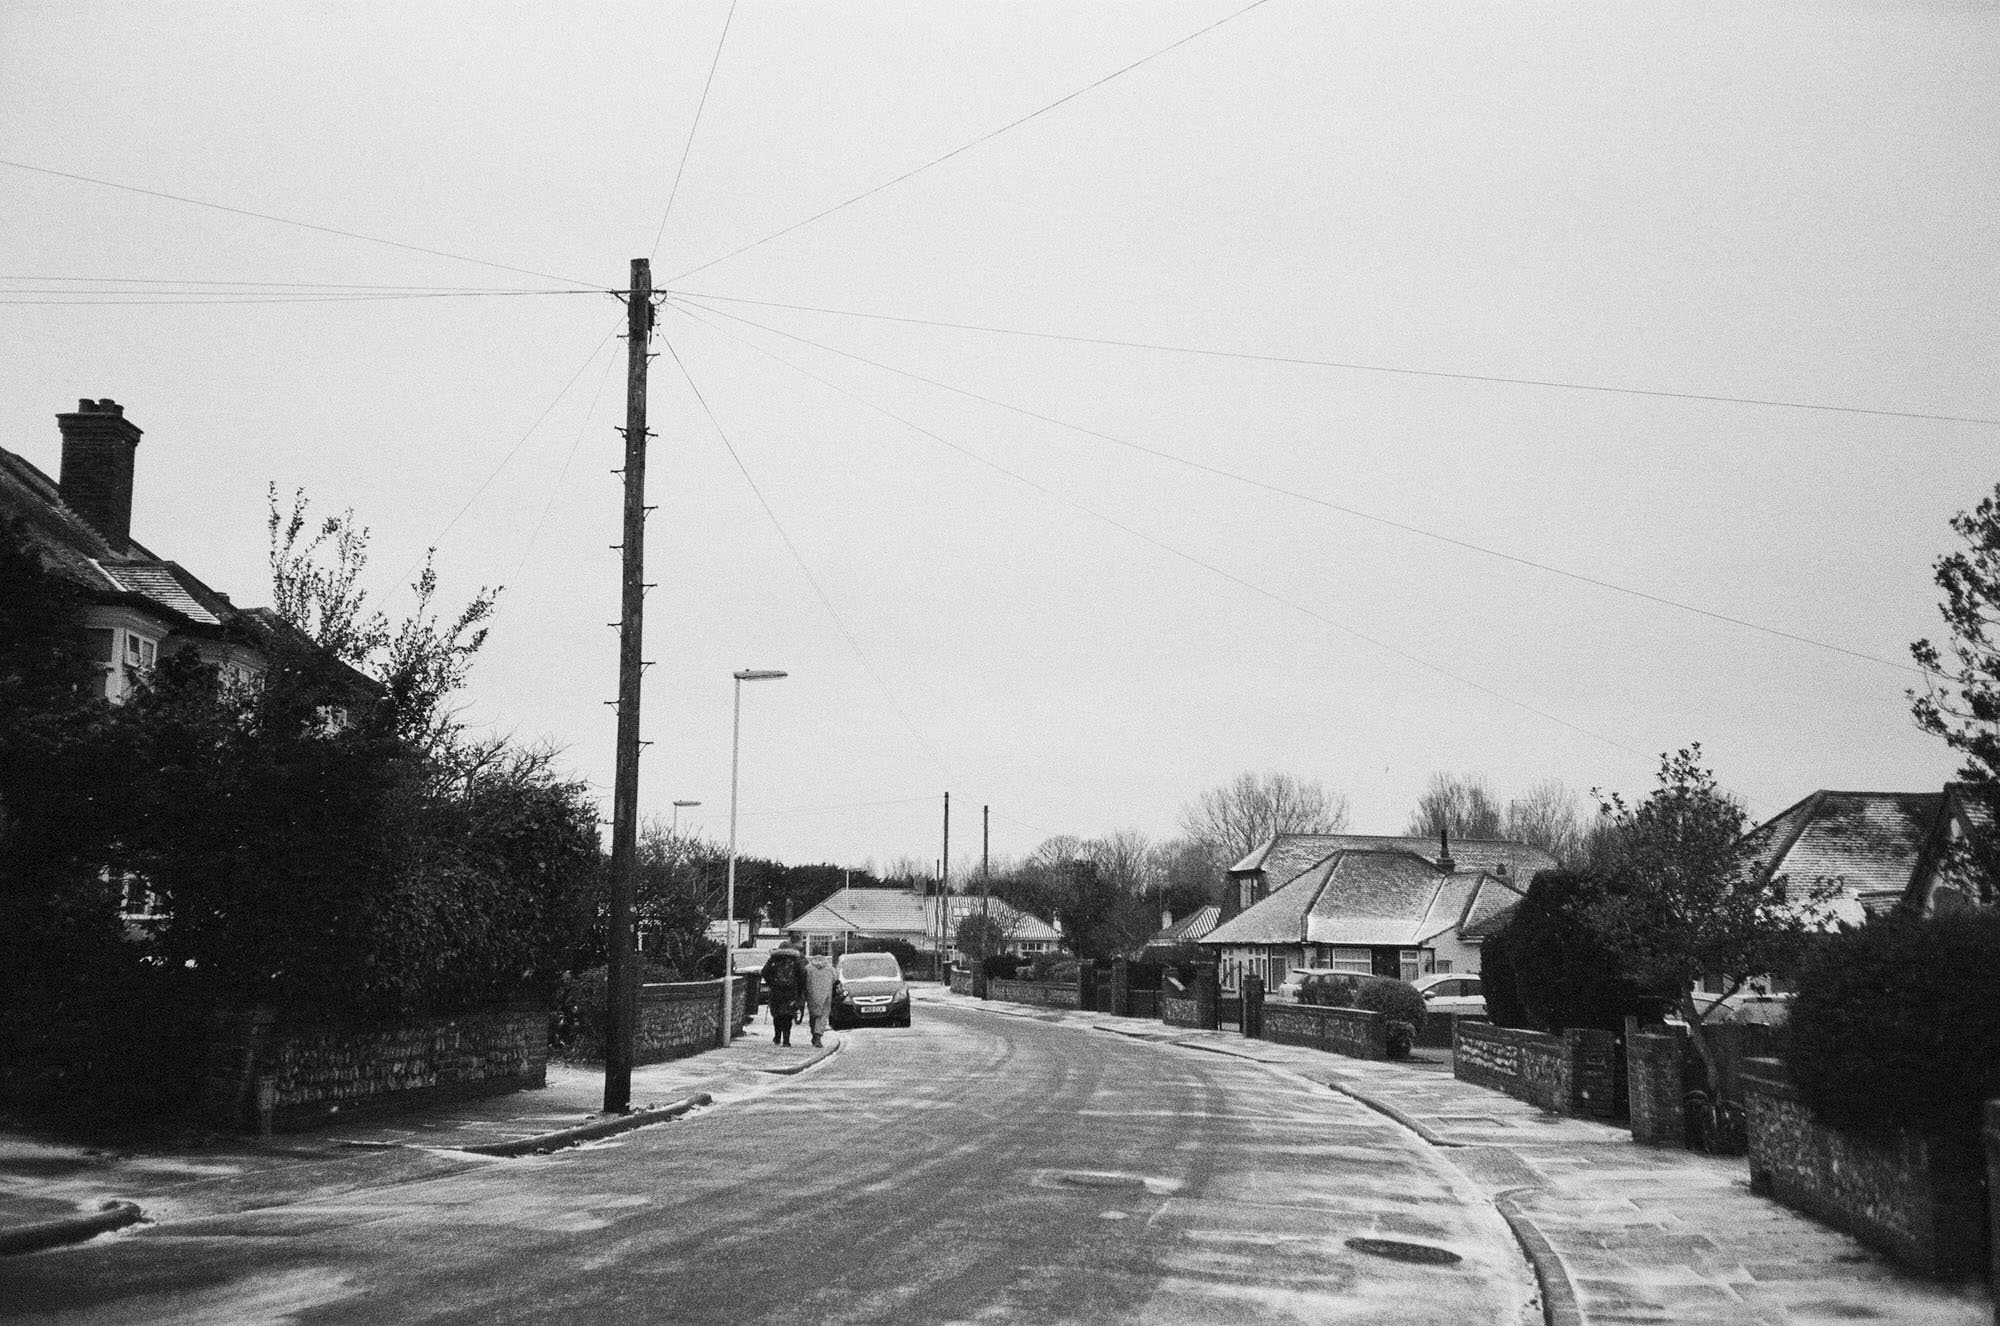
(1739, 785, 1998, 923)
(786, 886, 1060, 959)
(1201, 831, 1554, 993)
(1139, 904, 1221, 958)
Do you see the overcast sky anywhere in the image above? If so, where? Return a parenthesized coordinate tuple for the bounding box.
(5, 2, 1996, 873)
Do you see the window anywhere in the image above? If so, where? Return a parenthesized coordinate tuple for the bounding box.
(1331, 947, 1371, 974)
(1434, 959, 1453, 974)
(1399, 950, 1422, 983)
(1465, 979, 1482, 996)
(124, 631, 156, 669)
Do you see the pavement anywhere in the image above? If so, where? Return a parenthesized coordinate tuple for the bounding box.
(4, 987, 1994, 1326)
(0, 1017, 840, 1257)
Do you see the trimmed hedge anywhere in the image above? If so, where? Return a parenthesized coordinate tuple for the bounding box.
(1491, 869, 1674, 1033)
(1301, 973, 1426, 1058)
(1784, 909, 2000, 1138)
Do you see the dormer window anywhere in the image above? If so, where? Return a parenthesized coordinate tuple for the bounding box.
(125, 631, 156, 670)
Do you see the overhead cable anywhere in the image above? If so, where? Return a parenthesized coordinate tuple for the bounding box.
(0, 158, 602, 289)
(660, 333, 959, 783)
(670, 300, 1656, 764)
(674, 294, 1933, 678)
(667, 0, 1274, 284)
(667, 291, 2000, 430)
(650, 0, 741, 259)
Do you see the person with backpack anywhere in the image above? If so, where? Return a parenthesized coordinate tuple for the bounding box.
(762, 942, 806, 1047)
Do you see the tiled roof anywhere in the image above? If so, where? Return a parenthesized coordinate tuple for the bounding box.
(789, 888, 1059, 942)
(1739, 790, 1941, 901)
(1203, 847, 1522, 949)
(1, 446, 232, 631)
(1231, 832, 1556, 889)
(1143, 904, 1220, 948)
(1460, 898, 1519, 940)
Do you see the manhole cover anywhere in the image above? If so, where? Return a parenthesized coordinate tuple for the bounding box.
(1058, 1172, 1147, 1190)
(1345, 1237, 1463, 1265)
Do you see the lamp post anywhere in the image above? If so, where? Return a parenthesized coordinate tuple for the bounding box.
(723, 669, 787, 1043)
(671, 799, 701, 832)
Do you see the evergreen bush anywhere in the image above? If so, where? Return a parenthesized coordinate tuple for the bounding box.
(1500, 870, 1674, 1033)
(981, 952, 1023, 981)
(1784, 910, 2000, 1138)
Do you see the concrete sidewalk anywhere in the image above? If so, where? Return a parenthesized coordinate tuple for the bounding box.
(948, 987, 1993, 1326)
(0, 1013, 839, 1257)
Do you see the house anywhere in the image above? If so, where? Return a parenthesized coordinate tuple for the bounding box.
(1200, 831, 1555, 992)
(1226, 830, 1555, 913)
(1738, 785, 1999, 923)
(785, 885, 1060, 959)
(1, 397, 378, 919)
(1139, 904, 1221, 957)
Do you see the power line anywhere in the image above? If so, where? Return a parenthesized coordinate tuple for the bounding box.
(738, 795, 940, 818)
(667, 0, 1275, 284)
(510, 343, 624, 582)
(0, 275, 590, 290)
(386, 318, 624, 600)
(0, 158, 603, 289)
(670, 300, 1656, 763)
(666, 290, 2000, 430)
(673, 294, 1933, 679)
(650, 0, 740, 260)
(0, 290, 601, 306)
(659, 333, 959, 782)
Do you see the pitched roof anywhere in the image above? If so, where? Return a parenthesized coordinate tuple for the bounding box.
(1202, 848, 1523, 949)
(1143, 904, 1220, 949)
(1, 445, 233, 632)
(788, 888, 1059, 942)
(1230, 832, 1556, 888)
(1739, 790, 1943, 923)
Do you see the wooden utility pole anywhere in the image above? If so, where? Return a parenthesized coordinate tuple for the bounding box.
(605, 258, 654, 1115)
(940, 791, 950, 980)
(982, 804, 990, 920)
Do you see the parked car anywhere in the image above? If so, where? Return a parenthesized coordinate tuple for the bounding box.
(1684, 989, 1792, 1026)
(831, 952, 911, 1029)
(1277, 967, 1347, 1002)
(1413, 973, 1486, 1017)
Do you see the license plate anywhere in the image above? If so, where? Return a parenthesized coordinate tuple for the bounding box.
(859, 1007, 885, 1016)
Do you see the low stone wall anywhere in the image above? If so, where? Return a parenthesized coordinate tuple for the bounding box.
(949, 968, 974, 996)
(1627, 1026, 1688, 1147)
(1161, 994, 1203, 1028)
(1260, 1002, 1388, 1060)
(1454, 1023, 1617, 1118)
(1743, 1058, 1988, 1277)
(634, 979, 744, 1065)
(988, 977, 1081, 1010)
(204, 1002, 548, 1133)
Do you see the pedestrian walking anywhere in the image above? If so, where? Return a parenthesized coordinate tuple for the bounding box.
(763, 942, 805, 1047)
(804, 954, 836, 1048)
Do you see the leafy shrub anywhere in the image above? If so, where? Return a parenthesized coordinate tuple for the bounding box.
(551, 961, 684, 1060)
(855, 937, 920, 971)
(1784, 910, 2000, 1138)
(1499, 870, 1674, 1033)
(1123, 958, 1167, 991)
(1027, 951, 1080, 983)
(1297, 973, 1425, 1057)
(981, 952, 1023, 981)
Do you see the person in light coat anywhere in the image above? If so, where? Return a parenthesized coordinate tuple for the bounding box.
(804, 954, 837, 1048)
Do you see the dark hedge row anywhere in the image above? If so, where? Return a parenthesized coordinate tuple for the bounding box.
(1784, 909, 2000, 1138)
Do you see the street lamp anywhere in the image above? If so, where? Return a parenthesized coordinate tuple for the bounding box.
(723, 669, 787, 1043)
(671, 799, 701, 832)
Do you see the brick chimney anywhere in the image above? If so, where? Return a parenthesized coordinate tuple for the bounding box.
(1437, 826, 1456, 874)
(57, 399, 143, 555)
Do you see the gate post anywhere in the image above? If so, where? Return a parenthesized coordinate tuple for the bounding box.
(1242, 974, 1265, 1040)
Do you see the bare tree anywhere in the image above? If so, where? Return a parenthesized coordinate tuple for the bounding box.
(1406, 772, 1502, 839)
(1503, 779, 1588, 865)
(1179, 773, 1350, 863)
(1083, 829, 1158, 897)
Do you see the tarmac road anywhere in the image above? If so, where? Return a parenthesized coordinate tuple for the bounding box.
(2, 997, 1535, 1325)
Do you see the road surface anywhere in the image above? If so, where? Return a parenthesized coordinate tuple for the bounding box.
(5, 995, 1534, 1324)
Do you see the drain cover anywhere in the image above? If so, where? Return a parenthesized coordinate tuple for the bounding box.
(1345, 1237, 1463, 1265)
(1058, 1172, 1147, 1190)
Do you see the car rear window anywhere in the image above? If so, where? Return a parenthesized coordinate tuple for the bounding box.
(840, 954, 901, 980)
